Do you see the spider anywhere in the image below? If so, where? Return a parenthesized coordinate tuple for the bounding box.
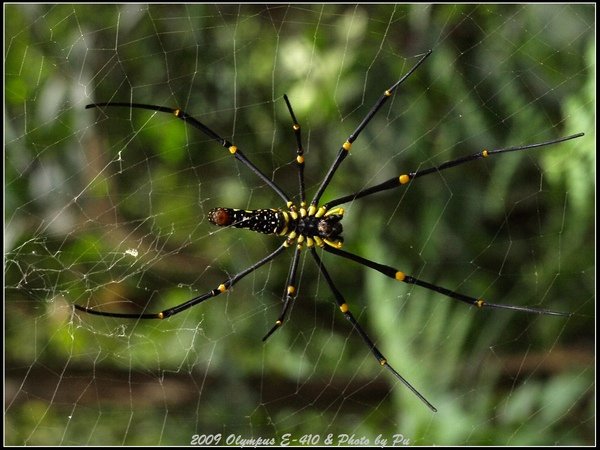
(75, 50, 584, 412)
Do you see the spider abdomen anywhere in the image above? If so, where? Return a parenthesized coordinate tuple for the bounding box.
(208, 208, 286, 235)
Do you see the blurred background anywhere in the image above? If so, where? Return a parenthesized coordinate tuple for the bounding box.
(5, 4, 595, 445)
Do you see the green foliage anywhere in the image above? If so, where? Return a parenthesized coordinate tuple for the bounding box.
(5, 4, 594, 445)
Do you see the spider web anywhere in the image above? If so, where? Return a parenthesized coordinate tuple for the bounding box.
(5, 4, 595, 445)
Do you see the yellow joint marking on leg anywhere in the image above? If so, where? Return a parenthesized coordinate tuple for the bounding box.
(286, 201, 293, 209)
(287, 285, 295, 295)
(173, 109, 182, 117)
(158, 312, 165, 319)
(384, 89, 392, 97)
(315, 206, 327, 218)
(278, 225, 288, 236)
(228, 145, 238, 154)
(306, 237, 314, 248)
(324, 238, 342, 249)
(299, 207, 307, 217)
(296, 155, 304, 164)
(314, 236, 325, 247)
(342, 141, 352, 151)
(297, 235, 305, 244)
(476, 298, 486, 308)
(218, 284, 227, 293)
(399, 174, 410, 185)
(293, 124, 300, 131)
(482, 149, 489, 158)
(308, 204, 317, 216)
(379, 358, 387, 366)
(275, 320, 282, 326)
(287, 231, 297, 240)
(395, 271, 406, 281)
(325, 207, 344, 217)
(340, 303, 349, 313)
(289, 210, 299, 220)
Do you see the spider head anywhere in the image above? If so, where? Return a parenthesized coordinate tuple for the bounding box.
(317, 214, 343, 240)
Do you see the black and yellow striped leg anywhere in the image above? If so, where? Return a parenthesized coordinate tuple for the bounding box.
(263, 244, 302, 341)
(325, 132, 585, 209)
(324, 246, 570, 317)
(283, 95, 306, 205)
(310, 50, 432, 207)
(75, 243, 288, 320)
(310, 248, 437, 412)
(85, 102, 292, 205)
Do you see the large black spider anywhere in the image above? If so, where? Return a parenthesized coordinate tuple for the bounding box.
(75, 50, 583, 411)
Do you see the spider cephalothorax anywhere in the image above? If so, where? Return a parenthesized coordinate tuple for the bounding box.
(75, 48, 582, 411)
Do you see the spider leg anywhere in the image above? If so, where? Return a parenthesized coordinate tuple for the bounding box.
(324, 246, 571, 317)
(86, 102, 292, 205)
(283, 95, 306, 205)
(310, 247, 437, 412)
(310, 50, 432, 207)
(74, 243, 288, 320)
(263, 244, 302, 341)
(325, 132, 585, 208)
(260, 96, 308, 340)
